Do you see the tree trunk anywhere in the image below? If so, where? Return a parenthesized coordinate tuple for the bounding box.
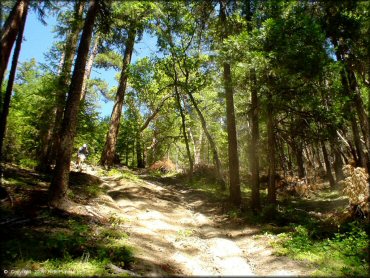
(219, 0, 241, 206)
(174, 84, 193, 179)
(0, 0, 27, 180)
(81, 33, 99, 101)
(0, 0, 29, 90)
(136, 132, 144, 168)
(125, 141, 129, 166)
(321, 140, 336, 188)
(351, 115, 364, 167)
(278, 138, 288, 178)
(294, 142, 305, 179)
(249, 68, 260, 210)
(335, 45, 369, 171)
(267, 96, 276, 205)
(48, 0, 99, 208)
(100, 26, 136, 167)
(40, 0, 85, 170)
(346, 67, 370, 171)
(188, 127, 197, 165)
(287, 143, 294, 176)
(132, 139, 136, 167)
(192, 129, 202, 166)
(186, 90, 226, 189)
(331, 137, 344, 182)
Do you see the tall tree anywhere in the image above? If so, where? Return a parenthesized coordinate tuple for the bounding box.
(100, 25, 136, 166)
(266, 92, 277, 205)
(49, 0, 100, 208)
(219, 0, 241, 206)
(39, 0, 85, 171)
(100, 1, 155, 166)
(173, 67, 194, 179)
(249, 69, 261, 210)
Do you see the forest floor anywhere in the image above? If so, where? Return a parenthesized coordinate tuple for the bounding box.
(0, 163, 359, 276)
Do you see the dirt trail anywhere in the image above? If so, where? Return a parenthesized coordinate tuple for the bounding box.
(92, 172, 313, 276)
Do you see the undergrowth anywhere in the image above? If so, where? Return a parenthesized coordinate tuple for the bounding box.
(0, 213, 134, 277)
(270, 222, 368, 276)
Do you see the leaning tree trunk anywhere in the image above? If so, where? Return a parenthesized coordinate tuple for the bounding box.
(186, 90, 226, 189)
(335, 45, 369, 171)
(81, 33, 99, 101)
(44, 0, 85, 170)
(174, 83, 193, 180)
(0, 0, 29, 90)
(100, 26, 136, 167)
(346, 67, 370, 172)
(220, 0, 241, 206)
(0, 0, 28, 155)
(48, 0, 99, 208)
(0, 0, 28, 190)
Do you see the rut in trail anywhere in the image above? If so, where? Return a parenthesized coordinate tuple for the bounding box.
(95, 173, 313, 276)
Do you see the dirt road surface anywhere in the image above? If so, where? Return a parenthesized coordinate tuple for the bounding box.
(88, 171, 313, 277)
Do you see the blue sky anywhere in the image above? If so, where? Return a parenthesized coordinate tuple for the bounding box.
(16, 8, 158, 117)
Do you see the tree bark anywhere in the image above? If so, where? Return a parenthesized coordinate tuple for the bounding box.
(267, 96, 276, 205)
(0, 0, 28, 90)
(249, 68, 260, 210)
(219, 0, 241, 206)
(330, 136, 344, 182)
(100, 26, 136, 167)
(350, 115, 364, 167)
(48, 0, 99, 207)
(136, 134, 144, 168)
(321, 140, 336, 188)
(293, 142, 305, 179)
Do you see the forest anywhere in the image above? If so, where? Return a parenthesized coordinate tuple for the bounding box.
(0, 0, 369, 276)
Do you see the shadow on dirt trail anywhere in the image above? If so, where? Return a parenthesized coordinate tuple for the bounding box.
(103, 173, 313, 277)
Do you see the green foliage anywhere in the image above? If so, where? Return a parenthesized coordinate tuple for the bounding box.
(2, 2, 370, 276)
(271, 222, 368, 276)
(4, 59, 58, 163)
(19, 158, 38, 170)
(1, 214, 134, 276)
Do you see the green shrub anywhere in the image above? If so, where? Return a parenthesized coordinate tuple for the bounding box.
(272, 222, 368, 276)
